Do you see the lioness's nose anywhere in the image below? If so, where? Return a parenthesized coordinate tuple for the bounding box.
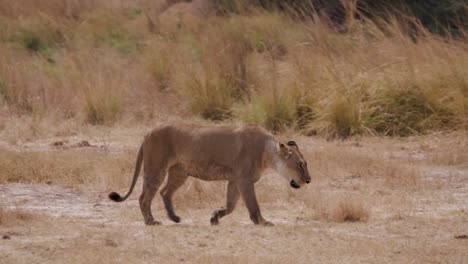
(306, 179, 311, 184)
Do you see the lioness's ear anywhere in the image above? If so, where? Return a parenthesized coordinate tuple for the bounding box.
(287, 141, 298, 150)
(279, 143, 291, 157)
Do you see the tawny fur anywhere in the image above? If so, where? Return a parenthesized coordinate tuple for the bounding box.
(109, 123, 311, 226)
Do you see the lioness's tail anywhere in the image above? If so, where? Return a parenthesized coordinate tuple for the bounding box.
(108, 144, 144, 202)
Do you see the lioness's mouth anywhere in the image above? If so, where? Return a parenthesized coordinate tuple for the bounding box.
(290, 180, 300, 189)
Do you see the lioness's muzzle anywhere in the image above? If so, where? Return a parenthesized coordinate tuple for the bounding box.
(290, 180, 300, 189)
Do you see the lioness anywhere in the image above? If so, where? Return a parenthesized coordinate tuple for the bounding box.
(109, 123, 311, 226)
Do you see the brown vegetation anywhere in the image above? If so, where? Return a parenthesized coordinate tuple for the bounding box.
(0, 0, 466, 136)
(0, 1, 467, 263)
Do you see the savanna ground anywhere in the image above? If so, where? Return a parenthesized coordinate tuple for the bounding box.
(1, 0, 468, 263)
(1, 123, 467, 263)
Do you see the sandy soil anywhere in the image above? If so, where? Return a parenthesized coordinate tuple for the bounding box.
(1, 132, 467, 264)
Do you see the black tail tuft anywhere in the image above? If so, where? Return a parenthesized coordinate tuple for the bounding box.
(109, 192, 122, 202)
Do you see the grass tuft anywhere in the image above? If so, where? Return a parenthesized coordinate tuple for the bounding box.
(329, 197, 370, 223)
(188, 77, 234, 121)
(365, 88, 456, 136)
(329, 97, 361, 138)
(84, 93, 122, 125)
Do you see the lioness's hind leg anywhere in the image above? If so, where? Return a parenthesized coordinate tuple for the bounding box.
(139, 171, 166, 226)
(210, 181, 240, 225)
(161, 164, 188, 223)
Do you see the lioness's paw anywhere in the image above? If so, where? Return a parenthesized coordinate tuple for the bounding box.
(210, 217, 219, 225)
(169, 215, 181, 223)
(145, 219, 162, 226)
(262, 221, 274, 227)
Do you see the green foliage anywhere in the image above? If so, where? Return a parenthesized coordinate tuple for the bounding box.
(76, 11, 141, 55)
(364, 89, 456, 136)
(106, 30, 139, 55)
(263, 96, 296, 132)
(126, 8, 143, 20)
(21, 31, 44, 52)
(238, 92, 296, 132)
(329, 98, 360, 138)
(188, 77, 234, 122)
(147, 56, 170, 90)
(10, 16, 66, 57)
(0, 78, 7, 102)
(84, 94, 122, 125)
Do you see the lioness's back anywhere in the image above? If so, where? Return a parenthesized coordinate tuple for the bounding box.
(144, 123, 272, 165)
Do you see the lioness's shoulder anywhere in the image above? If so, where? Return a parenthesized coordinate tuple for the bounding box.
(236, 124, 274, 139)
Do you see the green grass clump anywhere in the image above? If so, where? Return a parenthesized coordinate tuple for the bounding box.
(106, 30, 140, 55)
(364, 88, 456, 136)
(146, 53, 171, 90)
(238, 92, 296, 132)
(21, 30, 44, 52)
(188, 77, 234, 121)
(75, 11, 142, 55)
(84, 94, 122, 125)
(0, 78, 7, 102)
(13, 16, 66, 57)
(263, 96, 296, 132)
(328, 97, 361, 138)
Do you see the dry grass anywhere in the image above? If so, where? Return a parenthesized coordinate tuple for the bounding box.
(0, 148, 135, 188)
(327, 195, 370, 223)
(0, 128, 466, 263)
(0, 205, 34, 226)
(307, 140, 420, 186)
(302, 190, 370, 223)
(0, 2, 467, 263)
(0, 1, 466, 135)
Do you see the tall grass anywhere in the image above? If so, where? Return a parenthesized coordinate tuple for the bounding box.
(0, 1, 466, 136)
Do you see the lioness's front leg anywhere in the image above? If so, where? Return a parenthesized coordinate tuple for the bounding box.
(210, 181, 240, 225)
(237, 180, 273, 226)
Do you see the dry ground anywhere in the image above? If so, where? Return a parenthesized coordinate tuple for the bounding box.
(0, 123, 467, 263)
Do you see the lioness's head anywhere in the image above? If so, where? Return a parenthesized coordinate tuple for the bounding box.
(276, 141, 311, 189)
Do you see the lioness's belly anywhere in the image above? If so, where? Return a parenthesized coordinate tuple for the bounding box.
(182, 162, 233, 181)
